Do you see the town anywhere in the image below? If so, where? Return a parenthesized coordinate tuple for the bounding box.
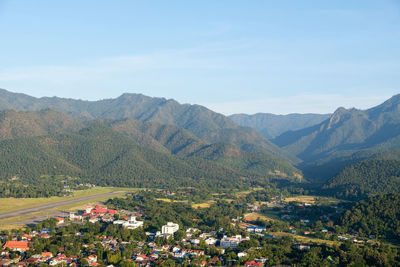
(0, 189, 396, 266)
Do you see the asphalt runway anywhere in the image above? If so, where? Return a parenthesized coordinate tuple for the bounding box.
(0, 191, 126, 223)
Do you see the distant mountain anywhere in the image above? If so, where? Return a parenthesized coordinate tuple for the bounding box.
(229, 113, 330, 139)
(0, 88, 294, 162)
(273, 94, 400, 170)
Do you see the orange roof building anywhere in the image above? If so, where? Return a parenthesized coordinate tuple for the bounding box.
(3, 241, 30, 251)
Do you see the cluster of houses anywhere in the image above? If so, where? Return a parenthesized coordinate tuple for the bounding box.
(2, 199, 363, 266)
(0, 203, 272, 266)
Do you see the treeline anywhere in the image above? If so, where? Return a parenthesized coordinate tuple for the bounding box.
(0, 175, 86, 198)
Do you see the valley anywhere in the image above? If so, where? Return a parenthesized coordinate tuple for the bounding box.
(0, 89, 399, 266)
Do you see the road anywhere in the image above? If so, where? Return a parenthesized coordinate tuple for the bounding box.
(0, 191, 127, 223)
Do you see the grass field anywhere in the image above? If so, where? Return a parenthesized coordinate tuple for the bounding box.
(270, 232, 339, 246)
(283, 195, 341, 205)
(284, 195, 318, 204)
(155, 198, 187, 203)
(0, 187, 140, 214)
(192, 200, 215, 209)
(244, 212, 277, 222)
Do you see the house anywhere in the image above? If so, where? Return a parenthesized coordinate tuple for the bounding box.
(190, 238, 200, 245)
(161, 222, 179, 235)
(88, 255, 97, 263)
(55, 217, 64, 224)
(297, 244, 311, 250)
(41, 229, 51, 234)
(246, 226, 266, 233)
(21, 234, 32, 241)
(3, 241, 30, 252)
(244, 260, 263, 267)
(238, 252, 248, 259)
(182, 249, 204, 257)
(205, 237, 217, 245)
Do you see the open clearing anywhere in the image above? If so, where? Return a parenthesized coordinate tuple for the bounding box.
(284, 195, 317, 204)
(283, 195, 341, 205)
(244, 212, 277, 222)
(270, 232, 339, 246)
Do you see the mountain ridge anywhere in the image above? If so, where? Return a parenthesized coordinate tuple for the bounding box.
(273, 94, 400, 164)
(0, 88, 295, 163)
(229, 112, 330, 139)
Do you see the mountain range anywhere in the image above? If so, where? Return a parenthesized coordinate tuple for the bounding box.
(0, 90, 302, 190)
(0, 89, 290, 161)
(1, 88, 400, 199)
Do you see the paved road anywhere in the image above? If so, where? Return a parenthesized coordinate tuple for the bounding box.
(0, 191, 127, 221)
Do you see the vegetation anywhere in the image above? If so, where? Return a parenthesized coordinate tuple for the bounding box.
(339, 193, 400, 243)
(323, 159, 400, 199)
(273, 95, 400, 180)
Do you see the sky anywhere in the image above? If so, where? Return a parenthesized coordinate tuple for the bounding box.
(0, 0, 399, 115)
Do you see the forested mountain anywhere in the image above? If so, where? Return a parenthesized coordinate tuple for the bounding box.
(0, 123, 243, 189)
(0, 88, 293, 162)
(273, 94, 400, 167)
(109, 118, 206, 156)
(339, 193, 400, 242)
(0, 109, 302, 193)
(229, 113, 330, 139)
(323, 159, 400, 199)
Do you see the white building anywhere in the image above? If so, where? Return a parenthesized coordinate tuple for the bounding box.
(162, 222, 179, 235)
(205, 237, 217, 246)
(220, 235, 247, 249)
(113, 216, 143, 229)
(123, 216, 144, 229)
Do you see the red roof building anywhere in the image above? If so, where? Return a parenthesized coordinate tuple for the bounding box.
(244, 261, 263, 267)
(3, 241, 30, 252)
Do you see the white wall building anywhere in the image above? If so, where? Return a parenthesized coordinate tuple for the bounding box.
(220, 235, 246, 249)
(161, 222, 179, 235)
(123, 216, 144, 229)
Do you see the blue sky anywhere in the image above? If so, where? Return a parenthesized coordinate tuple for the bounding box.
(0, 0, 399, 114)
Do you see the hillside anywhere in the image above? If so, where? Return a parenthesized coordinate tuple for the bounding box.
(189, 143, 301, 180)
(230, 113, 330, 139)
(339, 193, 400, 242)
(0, 109, 83, 139)
(0, 123, 248, 190)
(273, 94, 400, 170)
(0, 89, 294, 162)
(109, 118, 206, 156)
(322, 159, 400, 199)
(0, 110, 303, 193)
